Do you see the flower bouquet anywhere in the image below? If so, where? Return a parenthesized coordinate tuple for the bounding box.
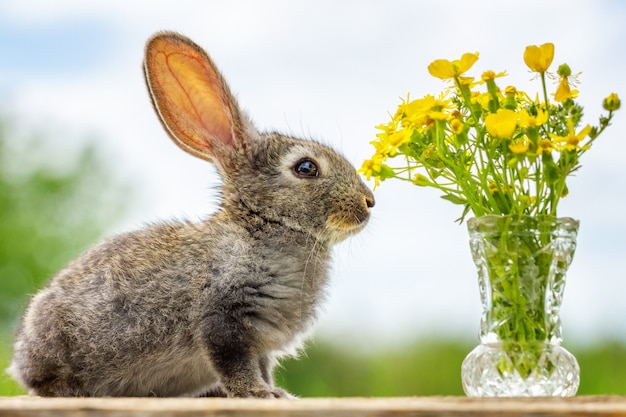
(361, 43, 619, 396)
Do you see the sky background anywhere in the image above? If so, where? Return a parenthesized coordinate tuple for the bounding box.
(1, 0, 625, 350)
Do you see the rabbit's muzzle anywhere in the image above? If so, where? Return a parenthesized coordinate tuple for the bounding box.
(326, 187, 374, 239)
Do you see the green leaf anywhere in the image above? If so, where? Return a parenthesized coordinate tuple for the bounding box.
(378, 164, 396, 179)
(440, 194, 468, 205)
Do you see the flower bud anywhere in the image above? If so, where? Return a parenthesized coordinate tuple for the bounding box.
(504, 86, 517, 109)
(603, 93, 621, 111)
(557, 63, 572, 77)
(413, 173, 431, 186)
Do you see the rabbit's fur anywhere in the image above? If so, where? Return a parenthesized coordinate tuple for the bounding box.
(8, 32, 374, 398)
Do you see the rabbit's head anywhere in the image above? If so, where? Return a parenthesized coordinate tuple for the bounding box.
(144, 32, 373, 245)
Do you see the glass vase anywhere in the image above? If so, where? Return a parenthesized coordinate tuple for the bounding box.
(461, 215, 580, 397)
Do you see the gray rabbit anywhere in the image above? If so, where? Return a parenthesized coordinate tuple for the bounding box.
(8, 32, 374, 398)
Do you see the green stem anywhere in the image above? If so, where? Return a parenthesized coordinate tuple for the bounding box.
(540, 71, 551, 133)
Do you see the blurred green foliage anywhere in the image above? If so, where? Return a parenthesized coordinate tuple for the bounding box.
(0, 112, 625, 397)
(276, 340, 468, 396)
(0, 336, 23, 395)
(275, 339, 626, 396)
(0, 112, 128, 394)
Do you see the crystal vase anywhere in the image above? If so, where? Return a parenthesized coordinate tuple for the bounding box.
(461, 215, 580, 397)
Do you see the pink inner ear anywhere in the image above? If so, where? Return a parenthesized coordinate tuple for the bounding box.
(147, 37, 236, 161)
(166, 52, 234, 150)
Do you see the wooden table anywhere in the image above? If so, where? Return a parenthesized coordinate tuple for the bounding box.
(1, 396, 626, 416)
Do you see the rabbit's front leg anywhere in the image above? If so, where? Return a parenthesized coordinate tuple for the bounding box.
(202, 311, 289, 398)
(207, 346, 287, 398)
(259, 355, 296, 399)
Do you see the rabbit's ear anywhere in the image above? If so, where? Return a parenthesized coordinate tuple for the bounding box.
(144, 32, 250, 163)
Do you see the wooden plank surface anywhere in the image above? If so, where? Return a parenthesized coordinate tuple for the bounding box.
(1, 396, 626, 417)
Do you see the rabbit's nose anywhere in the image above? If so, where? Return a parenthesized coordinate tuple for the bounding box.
(365, 194, 375, 209)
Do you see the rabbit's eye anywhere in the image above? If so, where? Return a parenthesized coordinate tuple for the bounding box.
(294, 159, 319, 178)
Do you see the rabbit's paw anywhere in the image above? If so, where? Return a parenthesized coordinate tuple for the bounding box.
(233, 386, 295, 399)
(268, 387, 297, 399)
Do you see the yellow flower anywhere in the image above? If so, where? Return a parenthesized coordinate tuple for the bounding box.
(603, 93, 621, 111)
(401, 94, 452, 127)
(485, 109, 518, 139)
(376, 129, 411, 156)
(428, 111, 448, 121)
(457, 76, 476, 87)
(509, 136, 530, 155)
(358, 155, 385, 188)
(449, 117, 464, 134)
(390, 129, 411, 148)
(359, 158, 379, 181)
(537, 138, 555, 155)
(554, 64, 580, 102)
(551, 119, 592, 151)
(535, 107, 549, 125)
(481, 70, 507, 83)
(371, 120, 411, 158)
(554, 78, 572, 102)
(471, 92, 493, 111)
(504, 86, 517, 95)
(524, 43, 554, 73)
(518, 108, 548, 128)
(428, 52, 479, 80)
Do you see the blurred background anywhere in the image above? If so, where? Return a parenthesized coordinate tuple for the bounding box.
(1, 0, 625, 396)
